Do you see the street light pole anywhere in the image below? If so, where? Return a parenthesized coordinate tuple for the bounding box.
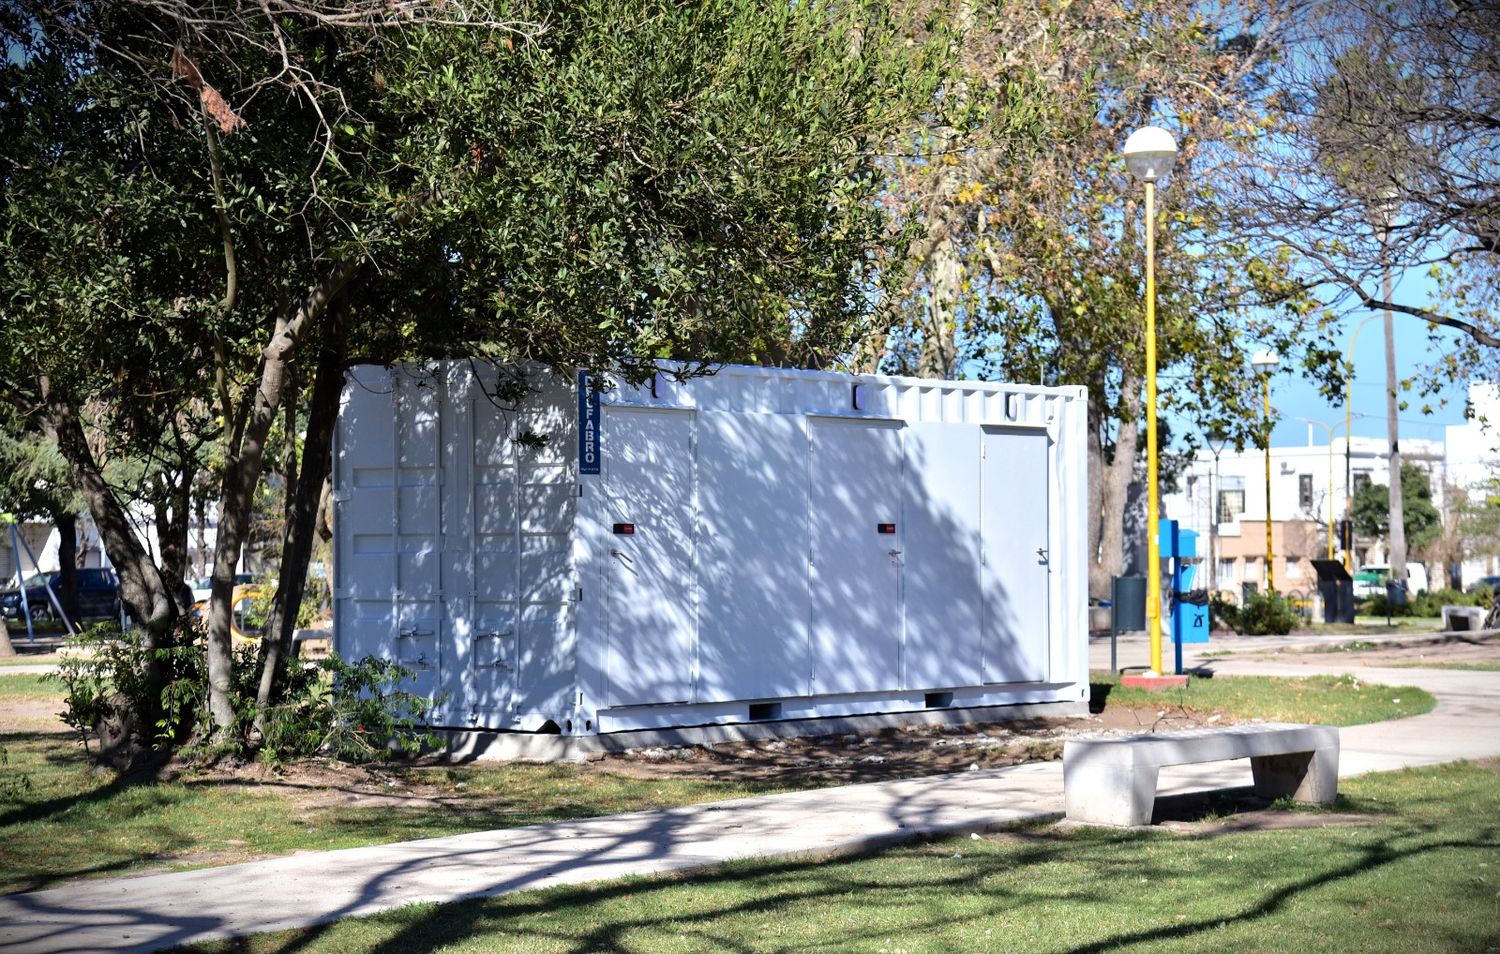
(1251, 350, 1280, 594)
(1205, 431, 1228, 600)
(1298, 417, 1343, 560)
(1123, 126, 1179, 678)
(1345, 313, 1378, 572)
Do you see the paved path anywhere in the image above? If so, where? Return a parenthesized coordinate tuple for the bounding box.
(0, 664, 59, 675)
(2, 642, 1496, 954)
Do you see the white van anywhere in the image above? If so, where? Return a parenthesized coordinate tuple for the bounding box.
(1353, 563, 1429, 598)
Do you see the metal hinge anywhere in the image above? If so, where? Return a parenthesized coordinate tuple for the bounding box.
(575, 586, 584, 602)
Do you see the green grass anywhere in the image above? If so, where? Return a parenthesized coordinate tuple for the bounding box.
(188, 761, 1500, 954)
(1308, 619, 1444, 635)
(1093, 672, 1435, 726)
(0, 673, 63, 698)
(0, 652, 62, 667)
(0, 733, 787, 894)
(0, 670, 1440, 894)
(1384, 661, 1500, 672)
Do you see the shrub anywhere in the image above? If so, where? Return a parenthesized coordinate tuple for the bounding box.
(259, 655, 436, 763)
(1362, 593, 1409, 617)
(1237, 591, 1301, 635)
(1209, 593, 1241, 633)
(50, 622, 435, 767)
(1407, 587, 1479, 618)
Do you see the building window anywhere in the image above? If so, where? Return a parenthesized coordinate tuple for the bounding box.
(1299, 474, 1314, 510)
(1354, 471, 1372, 494)
(1217, 489, 1246, 523)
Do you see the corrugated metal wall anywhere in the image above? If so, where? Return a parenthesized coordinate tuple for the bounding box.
(336, 362, 1088, 736)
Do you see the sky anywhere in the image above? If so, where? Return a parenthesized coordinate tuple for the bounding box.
(1248, 268, 1470, 452)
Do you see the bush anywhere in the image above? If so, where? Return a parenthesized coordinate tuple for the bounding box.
(1362, 593, 1411, 617)
(1209, 593, 1241, 633)
(51, 623, 435, 767)
(53, 621, 214, 762)
(1237, 591, 1301, 636)
(1407, 587, 1479, 618)
(259, 655, 436, 764)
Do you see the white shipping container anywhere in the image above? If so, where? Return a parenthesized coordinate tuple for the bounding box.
(334, 362, 1090, 739)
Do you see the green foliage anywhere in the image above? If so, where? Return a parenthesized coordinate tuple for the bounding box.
(52, 623, 201, 750)
(1208, 593, 1241, 633)
(259, 656, 436, 764)
(1351, 465, 1442, 551)
(1236, 591, 1301, 636)
(1459, 479, 1500, 562)
(1368, 586, 1485, 619)
(51, 623, 433, 763)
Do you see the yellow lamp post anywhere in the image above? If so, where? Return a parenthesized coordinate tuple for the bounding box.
(1123, 125, 1178, 677)
(1298, 417, 1345, 561)
(1250, 350, 1280, 594)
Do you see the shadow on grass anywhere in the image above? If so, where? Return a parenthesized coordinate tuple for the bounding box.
(199, 812, 1499, 954)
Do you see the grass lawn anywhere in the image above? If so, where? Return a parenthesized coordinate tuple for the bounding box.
(0, 673, 64, 698)
(1309, 619, 1445, 635)
(1386, 661, 1500, 672)
(1093, 672, 1435, 726)
(0, 729, 787, 894)
(0, 653, 62, 667)
(1, 670, 1438, 896)
(189, 761, 1500, 954)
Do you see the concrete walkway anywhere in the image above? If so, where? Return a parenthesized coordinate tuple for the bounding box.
(3, 642, 1497, 954)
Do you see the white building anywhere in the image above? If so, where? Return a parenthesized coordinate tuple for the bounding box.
(1162, 434, 1445, 599)
(1444, 381, 1500, 582)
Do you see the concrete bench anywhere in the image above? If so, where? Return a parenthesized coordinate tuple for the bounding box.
(1062, 723, 1339, 827)
(1441, 605, 1485, 632)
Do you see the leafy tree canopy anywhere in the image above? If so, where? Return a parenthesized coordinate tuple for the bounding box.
(1352, 461, 1442, 552)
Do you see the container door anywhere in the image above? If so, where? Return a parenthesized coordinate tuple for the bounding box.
(981, 427, 1050, 683)
(603, 407, 696, 708)
(392, 373, 444, 702)
(467, 389, 519, 726)
(810, 418, 904, 695)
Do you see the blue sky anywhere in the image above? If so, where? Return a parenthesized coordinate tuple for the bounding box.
(1262, 268, 1470, 451)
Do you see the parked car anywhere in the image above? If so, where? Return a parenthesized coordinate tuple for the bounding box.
(1352, 563, 1430, 599)
(0, 568, 121, 622)
(188, 574, 255, 605)
(1466, 575, 1500, 595)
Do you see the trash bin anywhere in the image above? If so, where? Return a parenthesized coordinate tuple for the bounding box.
(1386, 579, 1408, 608)
(1111, 576, 1146, 633)
(1311, 559, 1354, 625)
(1173, 595, 1210, 644)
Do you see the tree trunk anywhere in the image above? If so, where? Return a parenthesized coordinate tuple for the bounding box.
(917, 234, 961, 379)
(205, 259, 361, 736)
(153, 456, 194, 615)
(1094, 376, 1143, 599)
(54, 511, 79, 627)
(0, 614, 15, 658)
(254, 327, 346, 732)
(36, 377, 175, 701)
(1382, 268, 1407, 586)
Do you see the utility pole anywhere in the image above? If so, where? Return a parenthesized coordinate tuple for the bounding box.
(1379, 199, 1407, 590)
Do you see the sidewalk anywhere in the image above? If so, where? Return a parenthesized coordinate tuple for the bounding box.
(2, 656, 1497, 954)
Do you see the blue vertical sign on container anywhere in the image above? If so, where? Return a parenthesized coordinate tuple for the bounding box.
(578, 370, 601, 475)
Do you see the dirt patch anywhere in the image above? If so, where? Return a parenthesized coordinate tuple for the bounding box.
(577, 704, 1247, 788)
(1158, 807, 1379, 835)
(2, 687, 1248, 799)
(1255, 633, 1500, 669)
(0, 694, 71, 735)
